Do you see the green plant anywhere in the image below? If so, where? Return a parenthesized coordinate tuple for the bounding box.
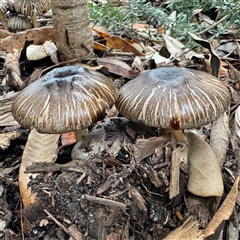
(88, 0, 240, 44)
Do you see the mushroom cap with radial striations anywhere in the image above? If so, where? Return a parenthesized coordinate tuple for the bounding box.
(14, 0, 51, 16)
(116, 67, 230, 130)
(12, 66, 118, 133)
(0, 0, 14, 14)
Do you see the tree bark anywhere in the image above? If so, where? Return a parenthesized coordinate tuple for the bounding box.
(51, 0, 93, 60)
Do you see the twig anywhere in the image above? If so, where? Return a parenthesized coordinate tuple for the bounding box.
(84, 194, 127, 210)
(24, 161, 88, 174)
(197, 14, 230, 36)
(44, 209, 77, 239)
(20, 201, 25, 240)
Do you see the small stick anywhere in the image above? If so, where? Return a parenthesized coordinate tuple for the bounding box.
(84, 194, 127, 210)
(197, 14, 230, 36)
(44, 209, 77, 239)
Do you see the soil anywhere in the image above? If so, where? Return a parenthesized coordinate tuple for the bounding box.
(1, 113, 239, 239)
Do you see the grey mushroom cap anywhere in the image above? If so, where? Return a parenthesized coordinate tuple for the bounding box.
(12, 66, 118, 133)
(116, 67, 230, 130)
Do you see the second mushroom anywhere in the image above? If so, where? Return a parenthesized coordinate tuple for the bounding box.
(115, 67, 231, 197)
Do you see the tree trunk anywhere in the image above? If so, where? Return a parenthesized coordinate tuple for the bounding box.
(51, 0, 93, 60)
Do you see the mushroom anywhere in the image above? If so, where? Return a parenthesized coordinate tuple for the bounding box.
(0, 0, 14, 30)
(116, 67, 230, 139)
(12, 66, 118, 141)
(115, 67, 230, 197)
(7, 14, 32, 32)
(13, 0, 51, 28)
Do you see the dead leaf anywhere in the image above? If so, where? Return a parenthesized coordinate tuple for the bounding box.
(0, 29, 12, 40)
(0, 91, 19, 115)
(92, 25, 109, 39)
(94, 41, 108, 51)
(163, 216, 204, 240)
(188, 32, 220, 78)
(204, 176, 239, 237)
(61, 132, 76, 148)
(0, 26, 55, 53)
(163, 34, 204, 60)
(129, 186, 147, 212)
(106, 35, 145, 56)
(0, 112, 19, 127)
(68, 225, 83, 240)
(133, 135, 171, 163)
(216, 40, 240, 56)
(227, 60, 240, 83)
(210, 113, 230, 167)
(234, 105, 240, 138)
(19, 129, 60, 207)
(186, 132, 224, 197)
(0, 131, 21, 150)
(4, 49, 24, 90)
(96, 57, 139, 79)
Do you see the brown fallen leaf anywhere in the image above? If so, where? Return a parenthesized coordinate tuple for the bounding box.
(188, 32, 220, 78)
(0, 26, 55, 53)
(92, 25, 109, 39)
(234, 105, 240, 138)
(0, 29, 12, 40)
(94, 41, 108, 51)
(96, 57, 139, 79)
(19, 129, 60, 207)
(133, 135, 171, 163)
(0, 112, 19, 127)
(210, 113, 230, 167)
(68, 224, 83, 240)
(4, 49, 24, 90)
(106, 35, 145, 56)
(129, 186, 147, 212)
(186, 132, 224, 197)
(163, 34, 204, 60)
(227, 60, 240, 88)
(61, 132, 76, 148)
(0, 91, 19, 115)
(204, 176, 239, 238)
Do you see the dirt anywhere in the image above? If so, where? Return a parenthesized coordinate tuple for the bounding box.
(1, 112, 239, 239)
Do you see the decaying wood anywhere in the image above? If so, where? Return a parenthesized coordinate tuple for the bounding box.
(169, 147, 187, 199)
(163, 216, 204, 240)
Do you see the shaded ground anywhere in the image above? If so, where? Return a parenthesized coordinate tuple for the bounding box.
(0, 113, 239, 239)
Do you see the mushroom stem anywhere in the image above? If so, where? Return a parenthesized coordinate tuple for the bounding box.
(74, 129, 88, 142)
(31, 11, 38, 28)
(158, 129, 186, 143)
(171, 130, 186, 142)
